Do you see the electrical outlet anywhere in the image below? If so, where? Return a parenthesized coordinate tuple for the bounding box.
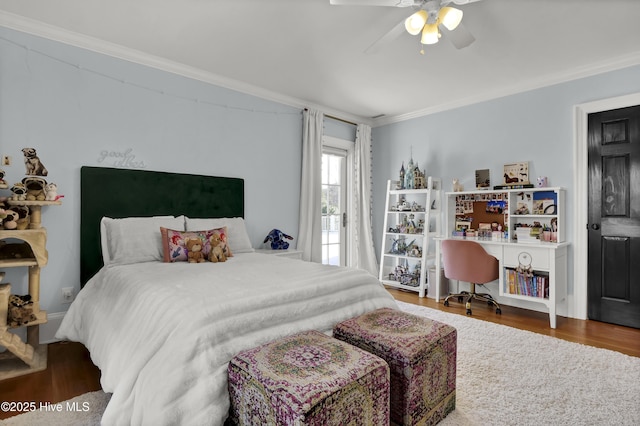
(1, 155, 10, 166)
(61, 287, 75, 304)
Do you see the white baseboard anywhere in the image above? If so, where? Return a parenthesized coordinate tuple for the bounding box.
(40, 311, 66, 344)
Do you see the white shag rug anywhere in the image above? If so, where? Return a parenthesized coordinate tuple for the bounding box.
(0, 390, 109, 426)
(2, 302, 639, 425)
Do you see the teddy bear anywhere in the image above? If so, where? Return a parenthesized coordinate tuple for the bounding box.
(185, 238, 206, 263)
(208, 233, 227, 263)
(7, 294, 37, 326)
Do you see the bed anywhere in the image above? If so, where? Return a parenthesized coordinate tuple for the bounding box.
(57, 166, 398, 425)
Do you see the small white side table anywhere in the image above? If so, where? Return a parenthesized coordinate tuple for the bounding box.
(254, 249, 304, 260)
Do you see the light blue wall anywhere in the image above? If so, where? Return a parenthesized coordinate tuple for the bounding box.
(324, 117, 357, 141)
(3, 23, 639, 321)
(372, 64, 640, 314)
(0, 27, 303, 315)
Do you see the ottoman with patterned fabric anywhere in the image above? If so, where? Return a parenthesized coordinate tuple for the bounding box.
(333, 308, 457, 426)
(227, 330, 390, 425)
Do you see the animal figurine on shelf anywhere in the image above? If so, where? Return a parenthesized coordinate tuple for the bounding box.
(452, 179, 464, 192)
(1, 210, 19, 230)
(23, 176, 47, 201)
(10, 182, 27, 201)
(7, 294, 37, 326)
(208, 233, 228, 263)
(45, 183, 59, 201)
(22, 147, 48, 176)
(263, 229, 293, 250)
(185, 238, 206, 263)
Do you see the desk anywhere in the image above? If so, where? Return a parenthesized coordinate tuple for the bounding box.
(434, 237, 568, 328)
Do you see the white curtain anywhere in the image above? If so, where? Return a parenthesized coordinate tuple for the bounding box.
(297, 108, 324, 263)
(353, 124, 378, 276)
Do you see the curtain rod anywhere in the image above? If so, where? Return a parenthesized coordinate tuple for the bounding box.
(304, 108, 358, 126)
(326, 114, 358, 126)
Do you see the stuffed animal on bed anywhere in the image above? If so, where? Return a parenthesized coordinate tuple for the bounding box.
(263, 229, 294, 250)
(208, 233, 227, 263)
(185, 238, 206, 263)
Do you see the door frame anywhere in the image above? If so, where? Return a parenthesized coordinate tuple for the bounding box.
(322, 135, 354, 267)
(573, 92, 640, 320)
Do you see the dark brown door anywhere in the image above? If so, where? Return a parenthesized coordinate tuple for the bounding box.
(587, 105, 640, 328)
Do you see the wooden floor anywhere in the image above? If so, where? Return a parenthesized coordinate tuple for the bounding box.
(388, 288, 640, 358)
(0, 289, 638, 420)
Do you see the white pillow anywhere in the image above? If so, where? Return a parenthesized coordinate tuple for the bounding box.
(185, 217, 254, 253)
(101, 216, 186, 265)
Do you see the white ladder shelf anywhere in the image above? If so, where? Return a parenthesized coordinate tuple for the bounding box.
(378, 177, 441, 297)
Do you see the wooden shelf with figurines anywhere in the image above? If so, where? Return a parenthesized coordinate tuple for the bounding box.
(0, 148, 62, 380)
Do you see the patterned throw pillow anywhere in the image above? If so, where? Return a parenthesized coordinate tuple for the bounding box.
(160, 227, 232, 262)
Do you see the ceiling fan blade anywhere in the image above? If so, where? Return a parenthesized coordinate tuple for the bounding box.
(364, 18, 406, 54)
(330, 0, 420, 7)
(442, 22, 475, 49)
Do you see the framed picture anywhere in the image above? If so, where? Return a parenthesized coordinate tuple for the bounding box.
(503, 162, 529, 185)
(475, 169, 490, 189)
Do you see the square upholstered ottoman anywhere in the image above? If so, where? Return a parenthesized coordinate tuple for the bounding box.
(333, 308, 457, 426)
(227, 329, 390, 425)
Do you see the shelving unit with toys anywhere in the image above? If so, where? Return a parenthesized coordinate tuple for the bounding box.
(1, 167, 61, 379)
(378, 177, 442, 298)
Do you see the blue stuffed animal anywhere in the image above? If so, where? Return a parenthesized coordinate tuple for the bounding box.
(263, 229, 293, 250)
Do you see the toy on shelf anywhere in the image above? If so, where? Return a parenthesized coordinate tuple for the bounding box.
(22, 148, 48, 176)
(388, 262, 421, 287)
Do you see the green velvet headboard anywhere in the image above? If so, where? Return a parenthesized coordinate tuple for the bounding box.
(80, 166, 244, 286)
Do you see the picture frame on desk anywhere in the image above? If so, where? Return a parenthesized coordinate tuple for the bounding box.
(475, 169, 490, 189)
(503, 162, 530, 185)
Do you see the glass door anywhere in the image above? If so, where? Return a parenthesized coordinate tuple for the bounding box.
(321, 149, 347, 266)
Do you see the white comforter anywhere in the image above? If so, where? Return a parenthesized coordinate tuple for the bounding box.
(56, 253, 397, 425)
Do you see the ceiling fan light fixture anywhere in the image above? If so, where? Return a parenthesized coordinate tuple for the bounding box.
(439, 6, 463, 31)
(405, 10, 428, 36)
(420, 23, 440, 45)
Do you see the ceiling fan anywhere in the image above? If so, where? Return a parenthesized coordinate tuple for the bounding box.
(329, 0, 481, 54)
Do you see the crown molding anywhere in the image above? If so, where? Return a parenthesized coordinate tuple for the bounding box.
(372, 51, 640, 127)
(0, 11, 370, 127)
(5, 10, 637, 130)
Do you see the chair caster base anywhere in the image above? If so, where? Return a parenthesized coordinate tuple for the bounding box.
(443, 300, 450, 307)
(496, 307, 502, 314)
(466, 309, 472, 315)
